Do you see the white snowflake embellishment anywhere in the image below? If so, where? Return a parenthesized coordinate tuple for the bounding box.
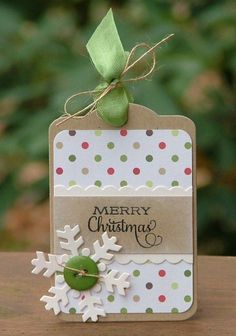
(31, 224, 130, 322)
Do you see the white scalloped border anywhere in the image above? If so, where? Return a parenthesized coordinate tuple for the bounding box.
(105, 254, 193, 264)
(54, 185, 192, 197)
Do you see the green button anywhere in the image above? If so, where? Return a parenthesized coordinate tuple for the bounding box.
(64, 256, 99, 291)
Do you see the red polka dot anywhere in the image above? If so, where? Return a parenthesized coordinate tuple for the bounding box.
(158, 295, 166, 302)
(159, 142, 166, 150)
(133, 168, 140, 175)
(81, 142, 89, 149)
(120, 129, 127, 136)
(184, 168, 192, 175)
(56, 167, 63, 175)
(107, 167, 115, 175)
(159, 269, 166, 277)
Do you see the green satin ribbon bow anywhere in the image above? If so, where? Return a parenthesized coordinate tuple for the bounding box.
(59, 10, 173, 128)
(86, 9, 132, 127)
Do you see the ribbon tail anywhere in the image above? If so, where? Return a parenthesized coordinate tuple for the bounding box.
(86, 9, 127, 83)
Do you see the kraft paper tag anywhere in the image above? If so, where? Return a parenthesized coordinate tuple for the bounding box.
(49, 103, 197, 322)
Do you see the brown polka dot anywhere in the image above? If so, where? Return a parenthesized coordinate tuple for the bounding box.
(133, 142, 140, 149)
(146, 130, 153, 136)
(56, 142, 63, 149)
(81, 168, 89, 175)
(133, 295, 140, 302)
(159, 168, 166, 175)
(146, 282, 153, 289)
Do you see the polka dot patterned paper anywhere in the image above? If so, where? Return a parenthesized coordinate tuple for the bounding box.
(52, 124, 195, 319)
(57, 261, 193, 314)
(53, 129, 192, 190)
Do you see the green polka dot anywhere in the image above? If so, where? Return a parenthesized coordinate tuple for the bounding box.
(95, 130, 102, 136)
(184, 142, 192, 149)
(69, 154, 76, 162)
(171, 155, 179, 162)
(107, 142, 115, 149)
(94, 180, 102, 187)
(171, 180, 179, 187)
(94, 154, 102, 162)
(120, 307, 128, 314)
(120, 180, 128, 187)
(184, 295, 191, 302)
(146, 180, 153, 188)
(56, 142, 63, 149)
(184, 270, 191, 277)
(171, 130, 179, 136)
(133, 269, 140, 277)
(120, 155, 128, 162)
(69, 307, 76, 314)
(69, 180, 76, 187)
(146, 155, 153, 162)
(171, 308, 179, 313)
(107, 295, 115, 302)
(171, 282, 179, 290)
(146, 308, 153, 313)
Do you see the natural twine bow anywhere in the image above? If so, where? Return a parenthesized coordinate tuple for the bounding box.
(57, 9, 174, 127)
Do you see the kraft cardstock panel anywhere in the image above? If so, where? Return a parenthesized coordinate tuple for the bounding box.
(53, 196, 193, 255)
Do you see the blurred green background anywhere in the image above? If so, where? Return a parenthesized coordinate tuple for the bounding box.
(0, 0, 235, 254)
